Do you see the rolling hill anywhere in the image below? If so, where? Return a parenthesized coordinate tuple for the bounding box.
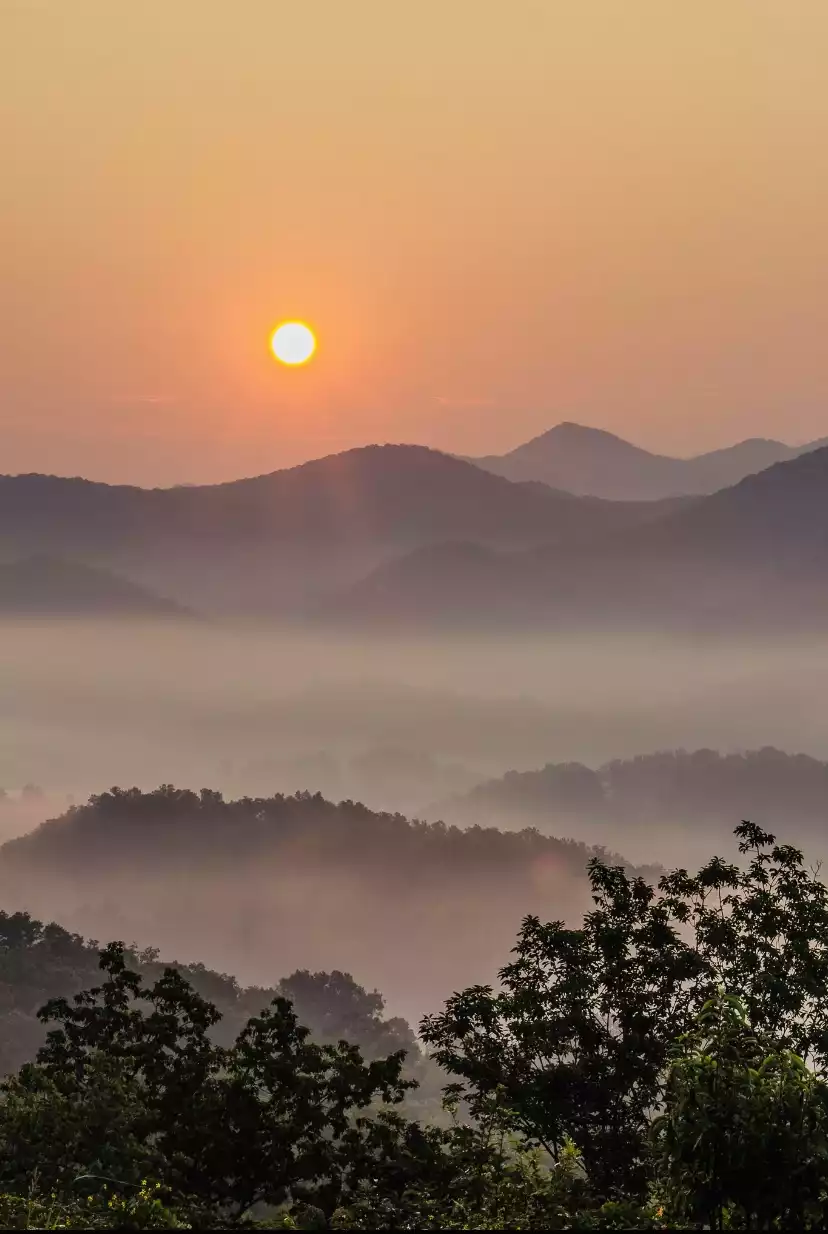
(431, 746, 828, 865)
(0, 786, 648, 1022)
(0, 555, 188, 619)
(468, 421, 828, 500)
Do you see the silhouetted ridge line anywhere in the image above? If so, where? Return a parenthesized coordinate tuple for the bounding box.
(467, 420, 828, 499)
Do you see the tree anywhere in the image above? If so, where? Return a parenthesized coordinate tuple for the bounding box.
(0, 942, 225, 1201)
(422, 823, 828, 1200)
(0, 944, 414, 1222)
(0, 908, 428, 1098)
(0, 943, 654, 1228)
(654, 989, 828, 1230)
(273, 969, 418, 1061)
(5, 822, 828, 1227)
(330, 1090, 660, 1231)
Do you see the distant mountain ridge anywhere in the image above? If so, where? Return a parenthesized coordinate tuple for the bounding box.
(324, 444, 828, 632)
(0, 445, 685, 616)
(0, 445, 683, 548)
(467, 421, 828, 500)
(5, 434, 828, 627)
(0, 555, 187, 618)
(431, 746, 828, 864)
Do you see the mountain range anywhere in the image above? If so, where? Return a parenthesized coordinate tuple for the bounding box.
(468, 421, 828, 500)
(2, 426, 828, 630)
(329, 444, 828, 631)
(0, 446, 684, 617)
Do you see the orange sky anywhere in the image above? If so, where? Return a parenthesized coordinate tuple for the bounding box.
(3, 1, 828, 485)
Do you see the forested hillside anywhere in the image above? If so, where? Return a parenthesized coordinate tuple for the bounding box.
(0, 824, 825, 1228)
(0, 787, 644, 1022)
(0, 908, 420, 1079)
(436, 746, 828, 861)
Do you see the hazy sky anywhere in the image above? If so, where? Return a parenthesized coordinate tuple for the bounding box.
(3, 1, 828, 485)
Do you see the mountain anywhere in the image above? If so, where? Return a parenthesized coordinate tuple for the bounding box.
(468, 421, 828, 500)
(620, 442, 828, 559)
(324, 445, 828, 631)
(432, 746, 828, 866)
(7, 436, 824, 626)
(0, 786, 649, 1022)
(320, 541, 532, 627)
(0, 445, 686, 616)
(0, 555, 188, 618)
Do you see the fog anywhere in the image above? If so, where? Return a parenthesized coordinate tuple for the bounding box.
(5, 619, 828, 800)
(3, 618, 828, 1020)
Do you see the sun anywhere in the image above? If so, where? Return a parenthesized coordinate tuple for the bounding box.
(270, 321, 316, 366)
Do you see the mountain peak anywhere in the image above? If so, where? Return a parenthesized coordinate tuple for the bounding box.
(515, 421, 652, 461)
(470, 422, 825, 501)
(547, 421, 629, 441)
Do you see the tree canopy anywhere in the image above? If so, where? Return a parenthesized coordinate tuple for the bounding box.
(422, 822, 828, 1205)
(0, 823, 828, 1228)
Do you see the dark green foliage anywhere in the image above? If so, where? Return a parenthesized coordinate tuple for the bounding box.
(422, 823, 828, 1201)
(3, 823, 828, 1227)
(654, 989, 828, 1230)
(274, 969, 418, 1061)
(4, 785, 620, 888)
(268, 970, 446, 1123)
(0, 944, 413, 1220)
(0, 1181, 189, 1229)
(329, 1095, 659, 1231)
(0, 911, 102, 1075)
(658, 823, 828, 1064)
(0, 908, 423, 1084)
(0, 942, 653, 1229)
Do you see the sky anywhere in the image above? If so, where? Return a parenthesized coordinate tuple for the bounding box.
(3, 1, 828, 486)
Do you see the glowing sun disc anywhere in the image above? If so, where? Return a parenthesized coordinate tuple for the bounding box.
(270, 321, 316, 365)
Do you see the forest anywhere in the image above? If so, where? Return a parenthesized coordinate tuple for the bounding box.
(437, 746, 828, 864)
(0, 787, 644, 1024)
(0, 822, 826, 1228)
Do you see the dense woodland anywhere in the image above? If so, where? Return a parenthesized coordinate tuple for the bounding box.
(439, 746, 828, 855)
(0, 787, 642, 1022)
(0, 912, 420, 1076)
(0, 822, 827, 1227)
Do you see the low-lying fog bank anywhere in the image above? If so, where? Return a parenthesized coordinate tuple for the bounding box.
(1, 618, 826, 1019)
(4, 620, 828, 809)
